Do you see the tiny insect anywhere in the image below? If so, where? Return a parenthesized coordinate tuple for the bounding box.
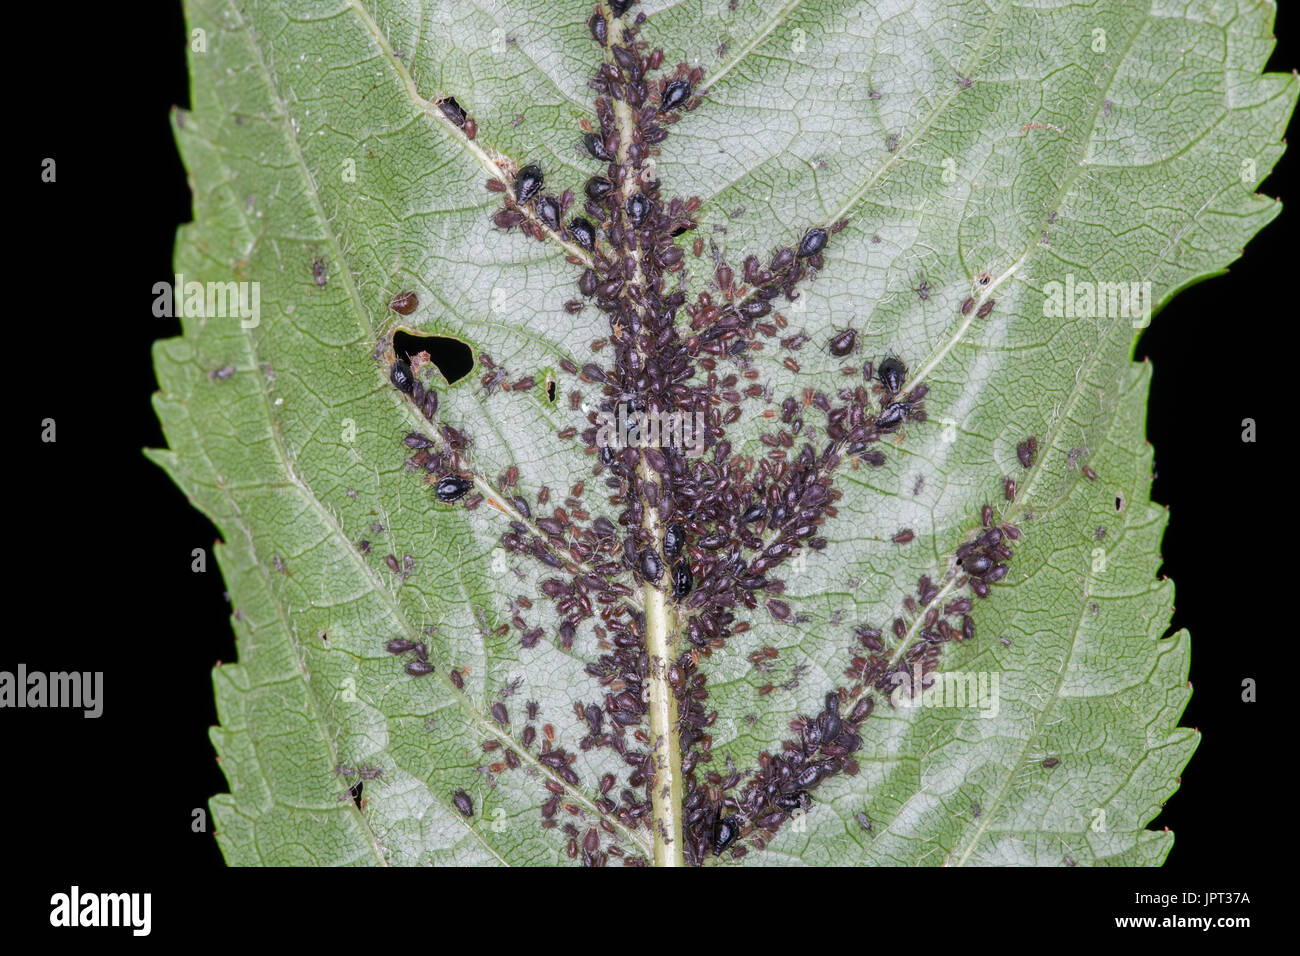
(877, 356, 907, 393)
(389, 291, 419, 315)
(797, 228, 827, 258)
(625, 193, 649, 226)
(828, 327, 857, 357)
(569, 217, 596, 250)
(977, 299, 995, 318)
(436, 475, 473, 501)
(453, 789, 474, 817)
(390, 359, 415, 394)
(406, 660, 434, 677)
(712, 816, 740, 855)
(892, 529, 915, 544)
(436, 96, 466, 127)
(515, 164, 544, 203)
(1017, 436, 1038, 468)
(660, 80, 691, 112)
(671, 561, 692, 600)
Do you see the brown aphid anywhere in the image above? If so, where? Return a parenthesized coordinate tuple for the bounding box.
(977, 299, 995, 319)
(1004, 477, 1016, 500)
(892, 529, 915, 544)
(389, 291, 419, 315)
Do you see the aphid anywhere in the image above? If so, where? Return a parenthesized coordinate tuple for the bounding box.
(390, 359, 415, 394)
(797, 228, 827, 258)
(609, 0, 636, 16)
(741, 503, 766, 524)
(977, 299, 996, 319)
(583, 132, 614, 162)
(892, 529, 915, 544)
(386, 639, 417, 654)
(1041, 757, 1060, 769)
(767, 599, 792, 622)
(625, 193, 649, 226)
(536, 196, 561, 231)
(492, 702, 509, 726)
(662, 522, 685, 562)
(405, 660, 435, 677)
(1082, 466, 1097, 482)
(960, 297, 975, 315)
(828, 327, 857, 357)
(463, 117, 477, 139)
(1017, 437, 1038, 468)
(876, 402, 908, 430)
(585, 176, 613, 200)
(640, 548, 664, 583)
(389, 291, 419, 315)
(435, 475, 473, 501)
(515, 164, 544, 203)
(569, 217, 596, 250)
(588, 11, 607, 45)
(877, 356, 907, 393)
(671, 561, 692, 600)
(1004, 477, 1016, 500)
(660, 80, 691, 112)
(712, 816, 740, 855)
(436, 96, 467, 127)
(453, 789, 474, 818)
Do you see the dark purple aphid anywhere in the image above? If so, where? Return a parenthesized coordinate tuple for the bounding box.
(672, 560, 692, 600)
(584, 132, 614, 162)
(453, 789, 474, 817)
(435, 475, 473, 501)
(660, 80, 691, 112)
(741, 503, 766, 524)
(569, 217, 596, 250)
(829, 328, 857, 357)
(662, 522, 685, 562)
(977, 299, 995, 319)
(386, 639, 417, 654)
(390, 360, 415, 394)
(712, 816, 740, 855)
(491, 702, 509, 726)
(1017, 437, 1038, 469)
(609, 0, 636, 17)
(625, 194, 649, 226)
(877, 357, 906, 393)
(405, 660, 435, 677)
(515, 164, 544, 203)
(797, 228, 827, 258)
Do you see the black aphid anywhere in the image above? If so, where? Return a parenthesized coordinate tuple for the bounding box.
(876, 402, 908, 430)
(672, 561, 692, 600)
(640, 548, 664, 583)
(585, 176, 614, 200)
(662, 522, 685, 562)
(435, 475, 473, 501)
(660, 80, 691, 112)
(741, 503, 767, 524)
(877, 356, 907, 393)
(405, 660, 435, 677)
(515, 164, 544, 203)
(588, 11, 607, 45)
(625, 193, 649, 226)
(569, 217, 597, 250)
(390, 359, 415, 394)
(712, 816, 740, 855)
(453, 789, 474, 818)
(536, 196, 561, 231)
(609, 0, 636, 16)
(436, 96, 467, 127)
(584, 132, 614, 162)
(797, 228, 828, 258)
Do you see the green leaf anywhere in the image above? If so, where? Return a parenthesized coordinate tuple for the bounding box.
(153, 0, 1294, 866)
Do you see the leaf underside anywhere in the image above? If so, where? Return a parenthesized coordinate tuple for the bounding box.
(152, 0, 1294, 866)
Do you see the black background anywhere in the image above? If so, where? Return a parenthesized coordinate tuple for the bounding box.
(6, 0, 1287, 934)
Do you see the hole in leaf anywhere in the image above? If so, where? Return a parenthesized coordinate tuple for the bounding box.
(546, 377, 557, 403)
(393, 330, 473, 385)
(348, 781, 363, 809)
(1115, 492, 1125, 512)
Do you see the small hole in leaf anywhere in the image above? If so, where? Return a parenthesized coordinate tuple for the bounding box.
(1115, 492, 1125, 512)
(546, 377, 557, 402)
(393, 330, 473, 385)
(349, 781, 363, 809)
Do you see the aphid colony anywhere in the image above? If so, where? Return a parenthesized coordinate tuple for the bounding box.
(368, 0, 1007, 866)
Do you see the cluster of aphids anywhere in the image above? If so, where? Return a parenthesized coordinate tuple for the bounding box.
(686, 690, 875, 864)
(370, 0, 1013, 866)
(388, 356, 483, 507)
